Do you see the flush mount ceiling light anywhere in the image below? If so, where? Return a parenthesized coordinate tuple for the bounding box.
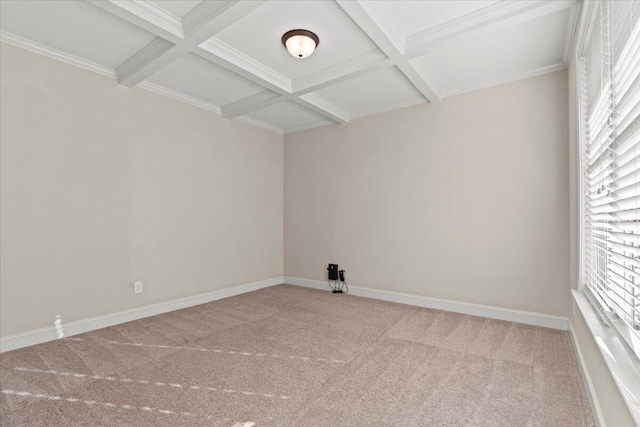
(282, 29, 319, 58)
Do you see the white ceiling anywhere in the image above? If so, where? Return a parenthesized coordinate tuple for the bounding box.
(374, 1, 500, 39)
(0, 0, 580, 135)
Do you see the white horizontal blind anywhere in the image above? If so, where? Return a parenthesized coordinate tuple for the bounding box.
(582, 0, 640, 354)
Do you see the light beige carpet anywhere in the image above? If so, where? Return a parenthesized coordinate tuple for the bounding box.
(0, 284, 594, 426)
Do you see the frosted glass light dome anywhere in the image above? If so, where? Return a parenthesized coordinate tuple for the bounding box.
(282, 29, 319, 59)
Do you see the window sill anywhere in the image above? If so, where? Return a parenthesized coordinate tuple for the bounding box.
(572, 289, 640, 425)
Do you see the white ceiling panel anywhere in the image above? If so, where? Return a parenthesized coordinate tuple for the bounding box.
(148, 1, 203, 18)
(214, 0, 377, 81)
(0, 0, 579, 133)
(371, 1, 499, 39)
(245, 101, 328, 131)
(0, 1, 156, 69)
(410, 7, 573, 96)
(316, 67, 423, 117)
(147, 53, 265, 107)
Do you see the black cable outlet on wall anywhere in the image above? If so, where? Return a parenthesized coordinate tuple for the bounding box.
(327, 264, 339, 281)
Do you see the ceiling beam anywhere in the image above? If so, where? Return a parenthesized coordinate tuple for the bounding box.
(292, 49, 391, 95)
(221, 90, 284, 118)
(395, 62, 443, 102)
(295, 93, 349, 124)
(336, 1, 402, 60)
(87, 0, 183, 44)
(89, 0, 349, 126)
(195, 38, 291, 93)
(219, 88, 351, 124)
(218, 50, 391, 119)
(88, 0, 578, 131)
(115, 37, 177, 87)
(89, 0, 348, 123)
(92, 1, 266, 87)
(336, 0, 441, 102)
(196, 40, 348, 123)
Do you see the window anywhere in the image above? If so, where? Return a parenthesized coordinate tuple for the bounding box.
(580, 0, 640, 355)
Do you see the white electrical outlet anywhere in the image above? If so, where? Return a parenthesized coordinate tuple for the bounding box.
(134, 281, 143, 294)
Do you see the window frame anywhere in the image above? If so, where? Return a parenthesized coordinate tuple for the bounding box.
(575, 1, 640, 423)
(577, 0, 640, 359)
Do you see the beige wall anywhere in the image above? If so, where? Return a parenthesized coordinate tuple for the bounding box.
(566, 35, 634, 426)
(0, 43, 283, 337)
(285, 70, 570, 317)
(2, 32, 631, 424)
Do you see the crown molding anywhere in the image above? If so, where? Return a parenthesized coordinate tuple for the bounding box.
(404, 1, 536, 54)
(197, 40, 351, 124)
(182, 0, 231, 35)
(140, 80, 289, 137)
(197, 38, 291, 94)
(349, 96, 426, 121)
(103, 1, 266, 88)
(219, 49, 393, 119)
(137, 81, 222, 114)
(0, 31, 225, 119)
(236, 115, 284, 134)
(123, 0, 184, 37)
(406, 60, 445, 101)
(563, 4, 581, 66)
(575, 0, 599, 58)
(221, 90, 285, 118)
(443, 62, 567, 98)
(358, 1, 406, 53)
(115, 37, 176, 86)
(263, 96, 427, 135)
(404, 0, 579, 57)
(4, 0, 581, 136)
(336, 0, 442, 104)
(297, 93, 350, 124)
(87, 0, 183, 43)
(284, 119, 336, 135)
(86, 0, 349, 125)
(336, 0, 401, 60)
(396, 62, 441, 102)
(0, 31, 116, 78)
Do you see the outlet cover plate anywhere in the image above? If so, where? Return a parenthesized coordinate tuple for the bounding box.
(134, 281, 143, 294)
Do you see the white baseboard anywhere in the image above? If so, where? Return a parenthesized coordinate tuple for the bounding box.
(0, 276, 284, 353)
(0, 276, 570, 352)
(568, 321, 606, 427)
(284, 276, 569, 330)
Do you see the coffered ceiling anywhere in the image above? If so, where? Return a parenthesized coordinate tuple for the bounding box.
(0, 0, 580, 134)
